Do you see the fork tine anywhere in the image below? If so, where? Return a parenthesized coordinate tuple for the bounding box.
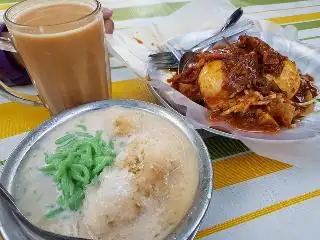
(150, 55, 176, 61)
(150, 58, 179, 65)
(151, 62, 179, 69)
(152, 59, 178, 66)
(149, 52, 174, 58)
(149, 56, 177, 64)
(151, 58, 178, 65)
(152, 63, 179, 69)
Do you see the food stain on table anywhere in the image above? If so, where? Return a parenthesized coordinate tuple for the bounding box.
(133, 37, 144, 44)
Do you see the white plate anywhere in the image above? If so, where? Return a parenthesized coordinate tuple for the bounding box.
(147, 25, 320, 142)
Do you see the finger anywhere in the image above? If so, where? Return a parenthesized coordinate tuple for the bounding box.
(104, 19, 114, 34)
(102, 8, 113, 19)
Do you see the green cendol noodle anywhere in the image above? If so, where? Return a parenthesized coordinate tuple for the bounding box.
(40, 124, 115, 218)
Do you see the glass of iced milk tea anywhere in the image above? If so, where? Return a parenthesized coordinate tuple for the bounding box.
(0, 0, 111, 115)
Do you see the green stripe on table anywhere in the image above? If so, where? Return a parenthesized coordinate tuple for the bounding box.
(301, 36, 320, 41)
(111, 0, 313, 22)
(231, 0, 302, 7)
(283, 20, 320, 30)
(113, 2, 187, 21)
(204, 136, 249, 160)
(0, 0, 16, 3)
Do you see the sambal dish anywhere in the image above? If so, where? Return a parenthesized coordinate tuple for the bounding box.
(168, 35, 318, 133)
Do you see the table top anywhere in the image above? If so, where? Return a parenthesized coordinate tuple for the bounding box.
(0, 0, 320, 239)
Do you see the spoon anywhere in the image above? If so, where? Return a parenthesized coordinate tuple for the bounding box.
(178, 7, 243, 74)
(0, 183, 91, 240)
(149, 8, 244, 71)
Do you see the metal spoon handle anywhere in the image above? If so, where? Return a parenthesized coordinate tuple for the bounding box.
(0, 183, 22, 215)
(219, 8, 243, 32)
(0, 183, 90, 240)
(190, 7, 243, 52)
(190, 18, 253, 53)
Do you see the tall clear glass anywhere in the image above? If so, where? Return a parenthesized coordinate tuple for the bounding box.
(1, 0, 111, 115)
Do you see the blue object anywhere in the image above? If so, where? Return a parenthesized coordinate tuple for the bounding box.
(0, 24, 31, 87)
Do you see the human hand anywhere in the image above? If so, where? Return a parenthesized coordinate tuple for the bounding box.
(103, 8, 114, 34)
